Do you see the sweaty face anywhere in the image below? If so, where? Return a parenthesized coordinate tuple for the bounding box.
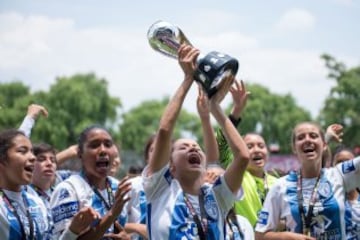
(334, 150, 354, 165)
(81, 128, 115, 179)
(33, 152, 57, 184)
(293, 123, 325, 163)
(244, 134, 268, 172)
(170, 138, 206, 178)
(2, 135, 36, 190)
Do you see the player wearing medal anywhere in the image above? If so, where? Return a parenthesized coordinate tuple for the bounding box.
(255, 123, 360, 240)
(143, 44, 250, 239)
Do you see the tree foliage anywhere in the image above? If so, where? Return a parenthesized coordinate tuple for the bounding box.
(318, 54, 360, 148)
(0, 82, 32, 129)
(33, 73, 122, 149)
(119, 97, 202, 159)
(0, 73, 122, 151)
(227, 83, 312, 154)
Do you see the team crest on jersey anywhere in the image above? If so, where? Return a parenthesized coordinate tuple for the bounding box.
(342, 160, 355, 174)
(318, 181, 332, 198)
(257, 210, 269, 225)
(58, 188, 70, 200)
(204, 198, 219, 220)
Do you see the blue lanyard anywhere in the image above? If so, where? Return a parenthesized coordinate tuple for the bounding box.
(0, 189, 35, 240)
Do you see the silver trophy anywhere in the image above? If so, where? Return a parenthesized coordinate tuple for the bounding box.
(147, 20, 239, 97)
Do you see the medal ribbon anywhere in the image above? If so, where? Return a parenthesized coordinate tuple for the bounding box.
(183, 189, 208, 240)
(296, 170, 322, 236)
(0, 188, 35, 240)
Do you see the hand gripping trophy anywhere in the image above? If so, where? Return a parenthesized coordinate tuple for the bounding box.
(147, 20, 239, 97)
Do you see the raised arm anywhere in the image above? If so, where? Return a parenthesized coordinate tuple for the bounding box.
(56, 144, 79, 166)
(148, 45, 200, 175)
(196, 86, 219, 165)
(216, 80, 250, 168)
(18, 104, 48, 137)
(210, 76, 250, 193)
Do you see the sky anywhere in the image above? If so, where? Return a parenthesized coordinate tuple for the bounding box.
(0, 0, 359, 118)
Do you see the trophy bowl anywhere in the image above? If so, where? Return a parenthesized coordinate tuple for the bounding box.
(148, 20, 239, 98)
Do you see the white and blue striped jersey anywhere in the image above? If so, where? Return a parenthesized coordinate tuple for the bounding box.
(127, 175, 147, 239)
(225, 214, 254, 240)
(143, 164, 240, 240)
(344, 198, 360, 239)
(0, 189, 51, 240)
(49, 174, 128, 239)
(256, 157, 360, 240)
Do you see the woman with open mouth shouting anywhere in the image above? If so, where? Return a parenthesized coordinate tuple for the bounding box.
(255, 123, 360, 240)
(50, 125, 132, 240)
(142, 44, 250, 240)
(0, 129, 51, 239)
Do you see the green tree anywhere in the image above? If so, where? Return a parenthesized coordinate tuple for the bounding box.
(318, 54, 360, 148)
(30, 73, 122, 150)
(227, 83, 311, 154)
(119, 97, 202, 161)
(0, 82, 32, 129)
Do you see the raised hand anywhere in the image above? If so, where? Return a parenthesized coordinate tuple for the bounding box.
(325, 123, 343, 143)
(178, 44, 200, 79)
(27, 104, 48, 119)
(196, 86, 210, 120)
(112, 176, 132, 215)
(230, 79, 250, 118)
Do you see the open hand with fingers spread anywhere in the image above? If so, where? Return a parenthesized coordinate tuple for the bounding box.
(230, 79, 251, 119)
(69, 207, 100, 235)
(112, 176, 132, 215)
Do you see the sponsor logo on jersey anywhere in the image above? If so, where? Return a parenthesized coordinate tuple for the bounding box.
(52, 201, 79, 223)
(257, 211, 269, 225)
(342, 160, 355, 174)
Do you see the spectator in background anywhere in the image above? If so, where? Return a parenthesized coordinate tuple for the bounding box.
(333, 145, 360, 239)
(216, 80, 278, 227)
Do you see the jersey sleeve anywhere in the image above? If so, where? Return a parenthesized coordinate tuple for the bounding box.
(142, 164, 172, 202)
(336, 156, 360, 192)
(18, 115, 35, 138)
(255, 180, 282, 233)
(212, 175, 240, 217)
(50, 182, 80, 238)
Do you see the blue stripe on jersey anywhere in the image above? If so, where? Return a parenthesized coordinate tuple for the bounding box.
(8, 209, 22, 239)
(147, 203, 152, 240)
(168, 189, 221, 240)
(342, 160, 355, 174)
(139, 190, 147, 224)
(286, 171, 343, 239)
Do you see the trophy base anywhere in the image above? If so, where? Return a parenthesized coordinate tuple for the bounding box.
(194, 51, 239, 98)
